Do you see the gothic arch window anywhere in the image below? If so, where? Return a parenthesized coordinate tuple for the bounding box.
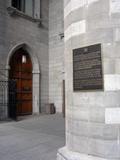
(12, 0, 34, 17)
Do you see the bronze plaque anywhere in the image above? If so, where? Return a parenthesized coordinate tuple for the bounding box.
(73, 44, 103, 91)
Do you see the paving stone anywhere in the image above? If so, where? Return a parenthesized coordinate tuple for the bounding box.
(0, 114, 65, 160)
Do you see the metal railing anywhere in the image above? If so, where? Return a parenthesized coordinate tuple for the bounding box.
(0, 80, 16, 120)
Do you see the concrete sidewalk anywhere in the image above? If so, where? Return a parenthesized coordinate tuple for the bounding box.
(0, 114, 65, 160)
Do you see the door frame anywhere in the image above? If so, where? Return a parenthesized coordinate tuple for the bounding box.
(62, 80, 65, 118)
(6, 43, 40, 116)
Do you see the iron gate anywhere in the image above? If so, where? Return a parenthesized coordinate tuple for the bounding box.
(0, 80, 17, 120)
(8, 80, 17, 120)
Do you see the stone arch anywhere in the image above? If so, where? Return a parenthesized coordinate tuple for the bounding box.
(6, 43, 40, 74)
(6, 43, 41, 115)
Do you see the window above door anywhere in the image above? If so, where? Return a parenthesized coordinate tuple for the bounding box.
(7, 0, 42, 25)
(12, 0, 34, 17)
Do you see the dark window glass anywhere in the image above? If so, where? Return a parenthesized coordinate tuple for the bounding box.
(25, 0, 33, 17)
(20, 0, 25, 12)
(12, 0, 34, 17)
(12, 0, 21, 10)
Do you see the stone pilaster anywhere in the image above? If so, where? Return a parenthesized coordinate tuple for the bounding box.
(57, 0, 120, 159)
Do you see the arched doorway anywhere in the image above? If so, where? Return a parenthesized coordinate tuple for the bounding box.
(9, 48, 32, 116)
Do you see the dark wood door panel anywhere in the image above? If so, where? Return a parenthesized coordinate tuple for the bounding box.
(21, 101, 32, 115)
(9, 49, 32, 116)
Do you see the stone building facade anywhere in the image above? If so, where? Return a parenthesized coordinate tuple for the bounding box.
(1, 0, 120, 160)
(0, 0, 64, 119)
(57, 0, 120, 160)
(49, 0, 64, 113)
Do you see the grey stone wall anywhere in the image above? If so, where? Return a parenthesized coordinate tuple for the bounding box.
(58, 0, 120, 159)
(0, 0, 7, 80)
(0, 0, 49, 117)
(49, 0, 64, 112)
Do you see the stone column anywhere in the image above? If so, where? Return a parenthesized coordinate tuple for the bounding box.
(57, 0, 120, 160)
(32, 71, 40, 114)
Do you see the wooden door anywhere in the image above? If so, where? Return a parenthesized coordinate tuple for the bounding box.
(9, 49, 32, 116)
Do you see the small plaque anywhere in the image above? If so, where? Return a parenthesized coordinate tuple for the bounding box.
(105, 108, 120, 124)
(73, 44, 103, 91)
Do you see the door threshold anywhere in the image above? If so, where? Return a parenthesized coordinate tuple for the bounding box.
(17, 114, 35, 121)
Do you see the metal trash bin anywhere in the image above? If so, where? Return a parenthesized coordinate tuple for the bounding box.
(46, 103, 56, 114)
